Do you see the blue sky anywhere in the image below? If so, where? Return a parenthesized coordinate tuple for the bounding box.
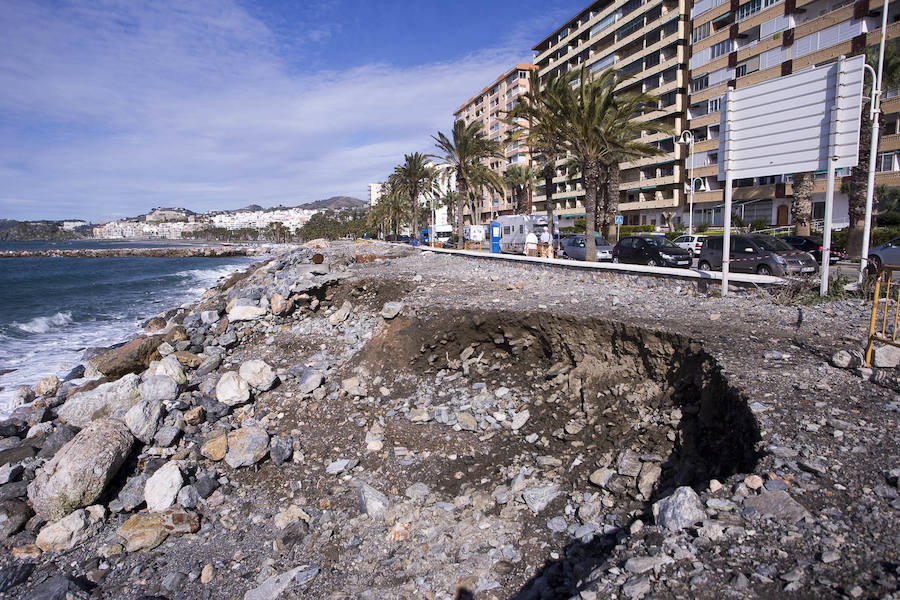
(0, 0, 582, 221)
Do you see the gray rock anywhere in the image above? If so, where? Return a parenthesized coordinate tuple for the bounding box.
(830, 349, 861, 369)
(35, 505, 105, 552)
(270, 436, 293, 466)
(109, 474, 148, 512)
(228, 305, 266, 322)
(56, 374, 142, 427)
(616, 449, 643, 477)
(622, 575, 651, 599)
(139, 375, 180, 403)
(380, 302, 404, 319)
(154, 425, 181, 448)
(743, 490, 811, 523)
(0, 500, 31, 541)
(176, 485, 199, 509)
(144, 461, 182, 512)
(298, 370, 323, 395)
(239, 359, 278, 391)
(522, 484, 561, 514)
(457, 412, 477, 431)
(653, 486, 706, 531)
(510, 410, 530, 431)
(341, 376, 367, 397)
(625, 555, 674, 574)
(405, 482, 430, 500)
(194, 476, 219, 499)
(589, 468, 615, 488)
(27, 418, 134, 521)
(326, 459, 351, 474)
(195, 353, 222, 377)
(200, 310, 221, 325)
(224, 425, 269, 468)
(37, 425, 77, 459)
(328, 300, 352, 325)
(124, 399, 164, 444)
(215, 371, 251, 406)
(21, 575, 90, 600)
(161, 571, 186, 593)
(357, 483, 390, 517)
(873, 344, 900, 368)
(0, 561, 35, 593)
(244, 566, 305, 600)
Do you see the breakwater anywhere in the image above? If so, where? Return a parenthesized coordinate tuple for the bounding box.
(0, 245, 263, 259)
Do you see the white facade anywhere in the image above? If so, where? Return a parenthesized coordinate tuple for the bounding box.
(209, 207, 317, 232)
(60, 220, 87, 231)
(368, 183, 384, 207)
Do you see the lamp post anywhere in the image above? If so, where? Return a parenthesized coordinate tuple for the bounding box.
(860, 0, 889, 282)
(677, 131, 696, 235)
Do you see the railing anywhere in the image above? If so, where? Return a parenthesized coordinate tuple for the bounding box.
(866, 265, 900, 367)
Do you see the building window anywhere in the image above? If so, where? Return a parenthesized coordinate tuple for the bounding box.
(737, 0, 762, 20)
(735, 63, 748, 77)
(691, 74, 710, 92)
(708, 97, 721, 112)
(692, 22, 711, 42)
(710, 39, 733, 60)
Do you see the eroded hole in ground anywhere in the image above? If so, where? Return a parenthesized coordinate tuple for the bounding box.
(349, 309, 760, 598)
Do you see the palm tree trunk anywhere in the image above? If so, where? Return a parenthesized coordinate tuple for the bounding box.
(847, 99, 874, 257)
(584, 158, 599, 262)
(603, 162, 620, 240)
(457, 180, 467, 249)
(543, 162, 556, 253)
(411, 187, 419, 245)
(791, 171, 814, 236)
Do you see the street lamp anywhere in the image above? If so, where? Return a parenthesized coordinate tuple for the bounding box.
(677, 131, 696, 235)
(860, 0, 890, 282)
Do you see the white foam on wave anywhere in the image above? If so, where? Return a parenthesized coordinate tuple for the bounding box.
(12, 311, 74, 334)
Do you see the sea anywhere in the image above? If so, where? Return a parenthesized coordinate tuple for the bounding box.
(0, 240, 259, 415)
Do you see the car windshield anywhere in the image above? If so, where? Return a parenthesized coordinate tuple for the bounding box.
(751, 235, 793, 251)
(645, 237, 677, 248)
(595, 234, 609, 246)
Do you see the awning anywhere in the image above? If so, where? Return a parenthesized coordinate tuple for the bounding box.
(712, 12, 733, 23)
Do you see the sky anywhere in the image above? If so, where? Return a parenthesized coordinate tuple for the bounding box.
(0, 0, 584, 221)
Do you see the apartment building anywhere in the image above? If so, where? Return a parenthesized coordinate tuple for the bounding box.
(686, 0, 900, 228)
(367, 183, 384, 207)
(531, 0, 692, 228)
(453, 63, 539, 223)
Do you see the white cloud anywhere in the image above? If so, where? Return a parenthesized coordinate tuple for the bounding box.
(0, 0, 531, 221)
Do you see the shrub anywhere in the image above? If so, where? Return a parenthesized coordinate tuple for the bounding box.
(619, 225, 656, 236)
(750, 218, 768, 231)
(696, 223, 710, 233)
(877, 212, 900, 227)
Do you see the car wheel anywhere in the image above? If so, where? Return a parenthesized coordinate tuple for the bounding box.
(757, 265, 772, 276)
(647, 259, 658, 267)
(699, 261, 711, 271)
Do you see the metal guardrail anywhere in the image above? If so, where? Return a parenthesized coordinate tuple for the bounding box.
(866, 265, 900, 367)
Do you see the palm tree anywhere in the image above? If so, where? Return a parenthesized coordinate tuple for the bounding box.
(846, 40, 900, 255)
(502, 164, 536, 214)
(367, 178, 410, 239)
(393, 153, 438, 244)
(791, 171, 814, 236)
(510, 67, 668, 261)
(432, 120, 505, 249)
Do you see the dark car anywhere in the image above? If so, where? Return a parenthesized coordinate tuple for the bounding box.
(612, 235, 693, 268)
(869, 236, 900, 273)
(561, 233, 614, 261)
(783, 235, 843, 264)
(698, 234, 818, 276)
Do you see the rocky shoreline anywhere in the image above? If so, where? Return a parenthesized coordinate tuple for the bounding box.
(0, 245, 280, 259)
(0, 240, 896, 600)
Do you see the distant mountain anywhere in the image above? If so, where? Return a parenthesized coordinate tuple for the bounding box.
(300, 196, 367, 211)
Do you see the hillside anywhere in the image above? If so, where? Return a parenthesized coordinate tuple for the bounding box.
(300, 196, 367, 210)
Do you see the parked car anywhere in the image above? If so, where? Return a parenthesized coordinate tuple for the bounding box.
(561, 233, 614, 261)
(671, 234, 708, 257)
(698, 234, 818, 276)
(869, 236, 900, 273)
(612, 235, 693, 268)
(783, 235, 843, 264)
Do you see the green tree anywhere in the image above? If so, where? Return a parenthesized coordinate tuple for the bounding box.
(502, 164, 536, 214)
(393, 153, 438, 243)
(431, 120, 505, 248)
(510, 67, 667, 261)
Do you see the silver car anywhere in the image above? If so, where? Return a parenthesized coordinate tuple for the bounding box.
(672, 234, 708, 257)
(561, 234, 614, 261)
(869, 236, 900, 273)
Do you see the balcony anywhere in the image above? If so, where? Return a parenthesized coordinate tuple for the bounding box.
(619, 194, 680, 210)
(620, 173, 679, 190)
(881, 133, 900, 152)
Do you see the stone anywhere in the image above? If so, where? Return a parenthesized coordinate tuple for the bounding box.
(216, 371, 251, 406)
(405, 482, 430, 500)
(522, 484, 561, 513)
(244, 566, 306, 600)
(34, 376, 60, 397)
(35, 505, 105, 552)
(184, 406, 205, 426)
(9, 387, 33, 409)
(380, 302, 404, 319)
(743, 490, 811, 523)
(154, 425, 181, 448)
(239, 360, 278, 391)
(589, 468, 614, 488)
(195, 354, 222, 377)
(0, 561, 35, 593)
(173, 350, 202, 368)
(176, 485, 199, 509)
(27, 418, 134, 521)
(144, 461, 183, 512)
(139, 375, 180, 404)
(298, 370, 323, 395)
(341, 376, 367, 397)
(225, 426, 269, 468)
(200, 563, 214, 584)
(117, 512, 168, 552)
(228, 305, 266, 322)
(637, 462, 662, 499)
(147, 355, 187, 385)
(161, 507, 200, 534)
(622, 575, 651, 599)
(56, 374, 142, 427)
(616, 449, 643, 477)
(194, 475, 219, 499)
(21, 575, 91, 600)
(0, 500, 31, 540)
(510, 410, 530, 431)
(89, 335, 163, 378)
(37, 425, 76, 460)
(161, 571, 186, 593)
(652, 486, 706, 532)
(625, 555, 674, 574)
(873, 344, 900, 368)
(457, 412, 478, 431)
(270, 293, 294, 316)
(109, 474, 148, 513)
(358, 483, 390, 517)
(201, 435, 228, 461)
(144, 316, 167, 332)
(830, 349, 861, 369)
(200, 310, 221, 325)
(270, 436, 293, 466)
(329, 300, 352, 325)
(124, 399, 164, 444)
(744, 475, 764, 490)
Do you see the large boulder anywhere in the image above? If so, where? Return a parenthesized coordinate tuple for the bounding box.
(34, 376, 61, 397)
(88, 336, 163, 379)
(239, 360, 277, 391)
(228, 306, 266, 322)
(145, 355, 186, 386)
(138, 375, 179, 404)
(144, 461, 182, 512)
(215, 371, 250, 406)
(56, 373, 142, 427)
(652, 486, 706, 532)
(124, 399, 164, 444)
(225, 426, 269, 468)
(35, 505, 105, 552)
(27, 418, 134, 521)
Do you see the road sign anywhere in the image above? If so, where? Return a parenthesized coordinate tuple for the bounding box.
(614, 215, 624, 225)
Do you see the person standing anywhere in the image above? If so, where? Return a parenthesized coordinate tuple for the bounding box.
(525, 229, 539, 257)
(539, 227, 553, 258)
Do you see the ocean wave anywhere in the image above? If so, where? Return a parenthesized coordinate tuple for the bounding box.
(12, 311, 74, 334)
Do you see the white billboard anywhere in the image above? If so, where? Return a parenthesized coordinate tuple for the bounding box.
(718, 53, 865, 180)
